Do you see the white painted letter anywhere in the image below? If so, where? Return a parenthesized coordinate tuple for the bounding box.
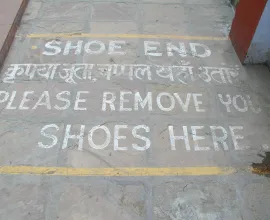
(114, 125, 128, 151)
(157, 92, 175, 112)
(74, 91, 88, 111)
(174, 93, 191, 112)
(132, 125, 151, 151)
(134, 92, 152, 111)
(84, 41, 106, 54)
(0, 91, 9, 104)
(120, 91, 132, 111)
(88, 125, 111, 149)
(43, 40, 61, 56)
(19, 91, 34, 110)
(233, 95, 248, 112)
(6, 91, 17, 110)
(33, 91, 51, 110)
(102, 92, 116, 111)
(193, 93, 205, 112)
(189, 43, 211, 58)
(218, 94, 232, 112)
(210, 126, 228, 151)
(63, 40, 83, 55)
(144, 41, 162, 57)
(167, 42, 187, 57)
(55, 91, 71, 110)
(62, 124, 85, 151)
(247, 95, 261, 113)
(191, 126, 210, 151)
(108, 40, 126, 55)
(38, 124, 59, 149)
(168, 126, 190, 151)
(230, 126, 249, 150)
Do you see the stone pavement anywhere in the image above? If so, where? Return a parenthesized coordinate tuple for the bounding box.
(0, 0, 270, 219)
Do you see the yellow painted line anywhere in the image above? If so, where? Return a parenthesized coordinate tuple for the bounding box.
(0, 166, 267, 176)
(24, 33, 228, 41)
(31, 45, 38, 49)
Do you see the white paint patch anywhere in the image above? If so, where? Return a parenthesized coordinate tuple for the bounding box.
(262, 144, 269, 150)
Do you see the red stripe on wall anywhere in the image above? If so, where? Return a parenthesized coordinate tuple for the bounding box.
(229, 0, 267, 63)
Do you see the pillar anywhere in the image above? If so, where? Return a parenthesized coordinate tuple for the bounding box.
(230, 0, 270, 65)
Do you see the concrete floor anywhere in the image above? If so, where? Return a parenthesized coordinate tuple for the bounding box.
(0, 0, 270, 219)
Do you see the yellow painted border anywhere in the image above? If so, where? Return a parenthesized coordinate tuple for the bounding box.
(24, 33, 228, 41)
(0, 166, 267, 176)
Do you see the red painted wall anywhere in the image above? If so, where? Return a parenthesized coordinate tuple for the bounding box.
(229, 0, 267, 63)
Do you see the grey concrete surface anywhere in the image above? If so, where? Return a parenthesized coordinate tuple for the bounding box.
(0, 0, 270, 219)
